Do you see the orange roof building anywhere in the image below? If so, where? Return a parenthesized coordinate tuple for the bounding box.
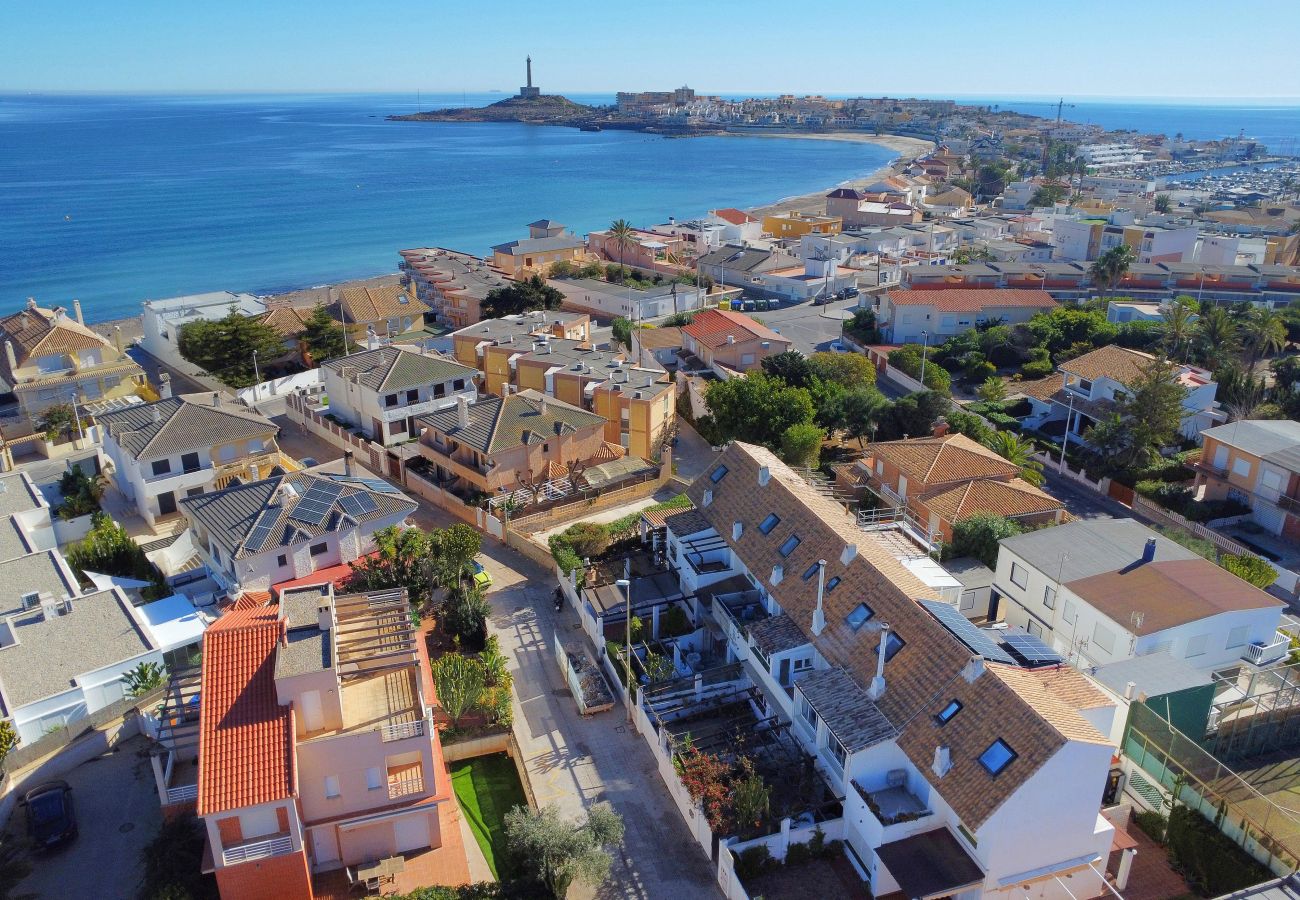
(188, 586, 461, 899)
(679, 308, 793, 372)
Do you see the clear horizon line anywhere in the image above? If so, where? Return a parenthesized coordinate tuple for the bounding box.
(5, 88, 1300, 103)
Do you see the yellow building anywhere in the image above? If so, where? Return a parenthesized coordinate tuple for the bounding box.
(0, 299, 146, 421)
(761, 211, 842, 239)
(489, 220, 586, 279)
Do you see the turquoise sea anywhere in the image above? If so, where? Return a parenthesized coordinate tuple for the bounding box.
(0, 93, 895, 322)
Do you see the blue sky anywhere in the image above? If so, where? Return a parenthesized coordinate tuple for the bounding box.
(3, 0, 1297, 98)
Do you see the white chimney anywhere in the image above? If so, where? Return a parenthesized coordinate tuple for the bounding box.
(158, 372, 172, 399)
(4, 341, 16, 374)
(151, 405, 161, 423)
(868, 624, 891, 700)
(51, 306, 65, 322)
(770, 565, 783, 585)
(456, 395, 470, 428)
(211, 392, 219, 407)
(840, 544, 858, 565)
(539, 395, 548, 415)
(932, 745, 953, 778)
(317, 597, 333, 632)
(72, 299, 85, 326)
(757, 466, 770, 487)
(962, 654, 985, 684)
(732, 521, 743, 541)
(1124, 681, 1137, 701)
(811, 559, 827, 635)
(726, 334, 735, 344)
(343, 449, 353, 477)
(702, 489, 713, 507)
(25, 298, 36, 310)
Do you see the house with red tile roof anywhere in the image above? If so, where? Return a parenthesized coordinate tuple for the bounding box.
(877, 287, 1058, 343)
(706, 207, 763, 243)
(191, 585, 460, 899)
(679, 308, 793, 373)
(834, 432, 1067, 543)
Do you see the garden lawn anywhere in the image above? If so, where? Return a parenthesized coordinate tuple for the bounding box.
(449, 754, 528, 879)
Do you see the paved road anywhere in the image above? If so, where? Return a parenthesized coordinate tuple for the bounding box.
(7, 737, 163, 900)
(753, 297, 861, 356)
(1038, 466, 1130, 521)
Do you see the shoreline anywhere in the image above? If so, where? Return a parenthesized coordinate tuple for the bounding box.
(79, 131, 932, 329)
(730, 131, 934, 219)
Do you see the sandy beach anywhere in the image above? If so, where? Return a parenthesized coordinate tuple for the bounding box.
(736, 131, 936, 219)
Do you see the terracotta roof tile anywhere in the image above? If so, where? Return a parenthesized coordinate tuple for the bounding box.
(1026, 666, 1114, 711)
(987, 665, 1110, 745)
(197, 607, 293, 816)
(592, 441, 625, 462)
(1058, 345, 1159, 384)
(886, 288, 1058, 313)
(257, 306, 313, 338)
(711, 207, 758, 225)
(869, 433, 1018, 486)
(919, 478, 1064, 523)
(337, 284, 429, 324)
(680, 308, 789, 349)
(687, 442, 1111, 828)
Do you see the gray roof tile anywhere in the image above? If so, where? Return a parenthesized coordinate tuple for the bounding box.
(97, 394, 277, 460)
(322, 346, 476, 394)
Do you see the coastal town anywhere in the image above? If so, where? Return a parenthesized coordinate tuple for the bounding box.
(6, 35, 1300, 900)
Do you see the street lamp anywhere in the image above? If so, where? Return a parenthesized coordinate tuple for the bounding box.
(1058, 391, 1077, 473)
(615, 578, 633, 722)
(919, 330, 930, 388)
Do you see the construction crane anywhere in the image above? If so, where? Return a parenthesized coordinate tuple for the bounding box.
(1053, 98, 1076, 124)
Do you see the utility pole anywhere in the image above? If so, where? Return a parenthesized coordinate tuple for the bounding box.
(617, 568, 633, 723)
(919, 330, 929, 387)
(251, 349, 261, 400)
(1058, 392, 1077, 472)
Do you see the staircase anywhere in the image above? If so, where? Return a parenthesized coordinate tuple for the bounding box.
(154, 667, 202, 755)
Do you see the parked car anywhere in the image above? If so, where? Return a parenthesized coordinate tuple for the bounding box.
(841, 286, 860, 299)
(23, 781, 76, 849)
(470, 560, 492, 589)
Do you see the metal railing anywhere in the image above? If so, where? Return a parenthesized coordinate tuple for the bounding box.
(387, 772, 425, 800)
(380, 719, 426, 742)
(166, 783, 199, 804)
(222, 834, 294, 866)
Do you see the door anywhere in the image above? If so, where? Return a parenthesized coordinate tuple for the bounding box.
(311, 827, 341, 869)
(777, 658, 791, 687)
(300, 690, 324, 733)
(157, 491, 177, 516)
(897, 474, 907, 499)
(393, 814, 430, 853)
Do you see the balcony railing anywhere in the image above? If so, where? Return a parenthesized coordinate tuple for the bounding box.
(387, 772, 425, 800)
(222, 834, 294, 866)
(144, 465, 208, 485)
(380, 719, 426, 742)
(1244, 633, 1290, 667)
(165, 783, 199, 804)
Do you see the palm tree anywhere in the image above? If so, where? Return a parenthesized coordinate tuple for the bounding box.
(984, 431, 1044, 486)
(1240, 307, 1287, 373)
(1195, 305, 1238, 368)
(1160, 302, 1197, 362)
(607, 219, 635, 282)
(1089, 244, 1135, 295)
(1153, 193, 1172, 213)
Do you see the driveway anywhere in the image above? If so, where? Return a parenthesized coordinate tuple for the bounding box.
(6, 737, 163, 900)
(672, 419, 717, 481)
(270, 413, 346, 467)
(1038, 466, 1129, 521)
(482, 542, 722, 899)
(756, 298, 861, 356)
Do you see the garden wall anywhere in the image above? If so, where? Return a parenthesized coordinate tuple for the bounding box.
(509, 464, 669, 534)
(284, 391, 389, 475)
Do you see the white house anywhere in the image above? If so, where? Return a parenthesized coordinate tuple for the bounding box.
(546, 278, 707, 322)
(877, 288, 1058, 344)
(707, 208, 764, 243)
(179, 468, 418, 596)
(319, 345, 477, 447)
(1019, 345, 1222, 443)
(96, 394, 283, 526)
(140, 291, 266, 373)
(994, 519, 1286, 671)
(652, 443, 1119, 900)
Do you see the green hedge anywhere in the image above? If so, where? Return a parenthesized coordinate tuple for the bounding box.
(1165, 805, 1271, 896)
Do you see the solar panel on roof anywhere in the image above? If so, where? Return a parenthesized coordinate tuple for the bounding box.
(245, 509, 279, 553)
(1000, 632, 1063, 668)
(919, 600, 1016, 666)
(339, 493, 379, 517)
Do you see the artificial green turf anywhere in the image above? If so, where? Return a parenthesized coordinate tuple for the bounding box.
(449, 753, 528, 879)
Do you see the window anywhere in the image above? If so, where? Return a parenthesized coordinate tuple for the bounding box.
(798, 694, 818, 730)
(778, 535, 801, 558)
(1010, 562, 1028, 589)
(390, 418, 407, 434)
(825, 576, 841, 593)
(1092, 623, 1116, 654)
(792, 657, 812, 674)
(802, 563, 820, 581)
(1226, 625, 1250, 650)
(1185, 633, 1209, 658)
(826, 735, 847, 773)
(709, 465, 729, 484)
(324, 775, 341, 798)
(310, 542, 328, 557)
(979, 739, 1017, 776)
(1043, 586, 1056, 609)
(1073, 377, 1093, 395)
(1232, 458, 1252, 478)
(277, 554, 288, 567)
(181, 452, 201, 472)
(875, 631, 906, 662)
(846, 603, 874, 631)
(20, 591, 39, 609)
(151, 459, 171, 476)
(1027, 620, 1043, 638)
(936, 699, 963, 725)
(384, 393, 399, 408)
(365, 767, 383, 790)
(433, 383, 446, 398)
(406, 389, 419, 403)
(758, 513, 780, 535)
(1062, 599, 1076, 625)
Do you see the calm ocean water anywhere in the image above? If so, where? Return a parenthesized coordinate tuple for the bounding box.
(2, 93, 1297, 324)
(0, 93, 894, 322)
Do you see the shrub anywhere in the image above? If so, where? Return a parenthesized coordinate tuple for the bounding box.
(783, 840, 812, 866)
(984, 412, 1020, 431)
(1021, 359, 1054, 379)
(562, 521, 612, 559)
(1133, 810, 1167, 842)
(658, 605, 692, 638)
(548, 535, 582, 575)
(950, 514, 1024, 568)
(733, 845, 778, 882)
(445, 588, 490, 650)
(1165, 804, 1271, 895)
(1223, 554, 1278, 589)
